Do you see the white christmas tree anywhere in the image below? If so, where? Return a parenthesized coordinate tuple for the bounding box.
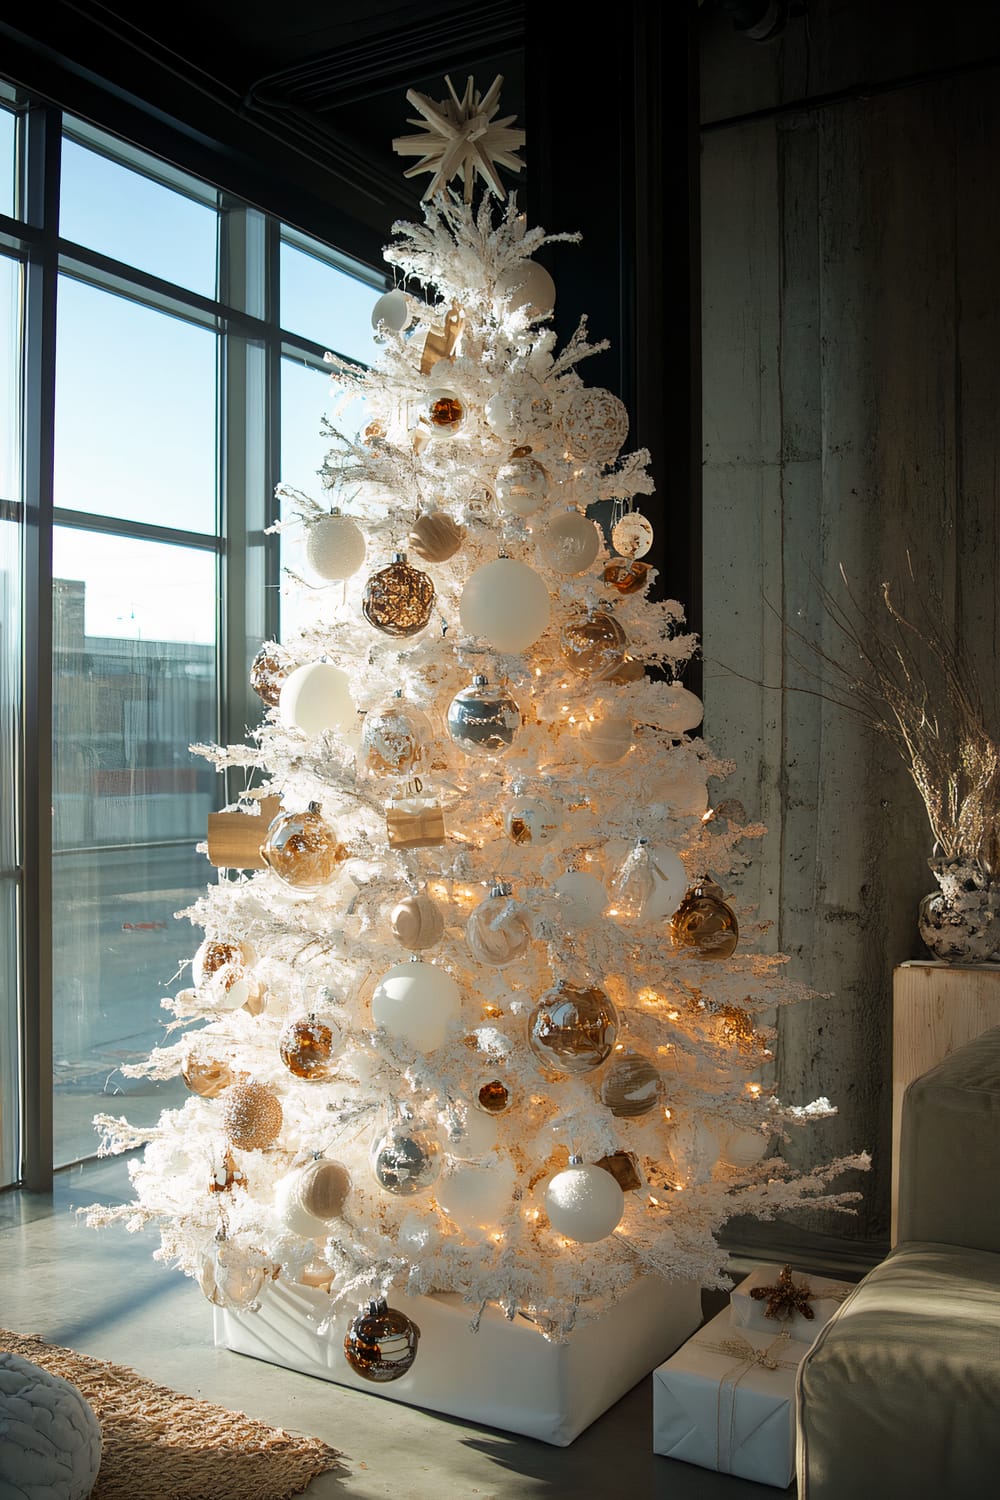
(88, 78, 867, 1376)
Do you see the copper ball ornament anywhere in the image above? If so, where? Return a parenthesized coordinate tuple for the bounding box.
(559, 609, 628, 681)
(603, 558, 650, 595)
(362, 553, 435, 638)
(220, 1080, 283, 1151)
(670, 881, 739, 960)
(527, 980, 619, 1076)
(278, 1015, 339, 1081)
(344, 1298, 420, 1383)
(476, 1079, 512, 1114)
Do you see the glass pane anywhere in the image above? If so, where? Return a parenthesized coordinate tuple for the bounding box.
(280, 240, 376, 364)
(278, 356, 370, 640)
(0, 253, 20, 501)
(60, 137, 218, 297)
(52, 529, 219, 1166)
(54, 276, 217, 532)
(0, 514, 21, 1186)
(0, 107, 14, 220)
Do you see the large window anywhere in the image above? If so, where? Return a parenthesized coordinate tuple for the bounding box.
(1, 93, 381, 1184)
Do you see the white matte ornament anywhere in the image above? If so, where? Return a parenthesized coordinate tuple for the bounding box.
(371, 288, 412, 332)
(497, 260, 556, 315)
(649, 752, 709, 817)
(279, 662, 355, 738)
(305, 512, 367, 581)
(656, 684, 704, 735)
(719, 1127, 771, 1169)
(552, 870, 608, 925)
(644, 847, 689, 920)
(459, 558, 550, 653)
(371, 961, 461, 1052)
(438, 1159, 516, 1233)
(537, 510, 602, 576)
(611, 512, 654, 560)
(544, 1162, 625, 1243)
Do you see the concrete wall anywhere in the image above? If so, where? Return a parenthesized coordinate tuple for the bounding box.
(700, 3, 1000, 1255)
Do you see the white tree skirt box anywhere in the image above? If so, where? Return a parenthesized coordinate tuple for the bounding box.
(215, 1274, 702, 1446)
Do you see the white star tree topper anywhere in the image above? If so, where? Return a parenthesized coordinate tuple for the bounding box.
(392, 74, 526, 202)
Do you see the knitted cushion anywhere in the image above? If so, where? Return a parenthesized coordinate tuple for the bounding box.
(0, 1350, 102, 1499)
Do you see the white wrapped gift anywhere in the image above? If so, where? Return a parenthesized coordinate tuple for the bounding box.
(730, 1263, 856, 1342)
(652, 1305, 803, 1488)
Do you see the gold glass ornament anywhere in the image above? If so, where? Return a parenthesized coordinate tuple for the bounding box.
(181, 1053, 236, 1099)
(385, 781, 446, 849)
(559, 609, 628, 681)
(476, 1079, 512, 1114)
(715, 1003, 758, 1051)
(603, 558, 650, 595)
(278, 1015, 339, 1081)
(670, 880, 740, 960)
(611, 511, 655, 559)
(561, 386, 629, 465)
(220, 1080, 283, 1150)
(465, 882, 533, 967)
(249, 645, 289, 708)
(407, 510, 465, 563)
(390, 891, 445, 951)
(260, 803, 348, 892)
(600, 1051, 664, 1118)
(596, 1150, 642, 1192)
(361, 699, 432, 777)
(607, 655, 645, 684)
(447, 675, 521, 756)
(527, 980, 619, 1076)
(370, 1121, 442, 1195)
(362, 553, 435, 638)
(344, 1298, 420, 1383)
(420, 386, 465, 436)
(494, 453, 549, 517)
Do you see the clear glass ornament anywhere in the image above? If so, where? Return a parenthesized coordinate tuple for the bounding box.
(260, 803, 348, 892)
(278, 1014, 340, 1081)
(559, 609, 628, 680)
(502, 788, 559, 846)
(249, 644, 290, 707)
(494, 453, 549, 516)
(670, 880, 740, 960)
(608, 838, 657, 924)
(465, 882, 533, 967)
(198, 1234, 267, 1311)
(361, 699, 432, 777)
(527, 980, 619, 1075)
(447, 675, 521, 756)
(420, 387, 465, 437)
(370, 1119, 443, 1195)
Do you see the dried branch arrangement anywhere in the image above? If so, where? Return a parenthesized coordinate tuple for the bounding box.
(791, 563, 1000, 877)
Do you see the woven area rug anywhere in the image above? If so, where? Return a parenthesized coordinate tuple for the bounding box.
(0, 1329, 343, 1500)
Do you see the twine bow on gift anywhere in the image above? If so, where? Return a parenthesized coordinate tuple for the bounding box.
(697, 1329, 798, 1474)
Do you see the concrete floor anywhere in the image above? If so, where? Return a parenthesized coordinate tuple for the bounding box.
(0, 1157, 794, 1499)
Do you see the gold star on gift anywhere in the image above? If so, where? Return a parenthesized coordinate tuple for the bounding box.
(748, 1264, 816, 1322)
(392, 74, 526, 201)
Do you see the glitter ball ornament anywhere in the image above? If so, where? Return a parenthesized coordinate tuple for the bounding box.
(420, 386, 466, 437)
(537, 510, 601, 576)
(528, 980, 619, 1075)
(390, 892, 445, 951)
(370, 1121, 442, 1195)
(220, 1080, 283, 1150)
(371, 288, 412, 332)
(485, 380, 552, 444)
(560, 609, 628, 680)
(671, 881, 740, 960)
(278, 1015, 340, 1081)
(603, 558, 650, 595)
(249, 645, 289, 708)
(344, 1299, 420, 1382)
(407, 510, 465, 563)
(361, 699, 431, 776)
(476, 1079, 512, 1114)
(502, 789, 559, 846)
(279, 661, 355, 738)
(611, 511, 654, 559)
(275, 1157, 351, 1237)
(459, 558, 550, 653)
(181, 1053, 235, 1099)
(362, 554, 435, 638)
(192, 937, 256, 988)
(578, 715, 633, 765)
(371, 960, 462, 1052)
(600, 1051, 664, 1118)
(447, 675, 521, 757)
(465, 882, 533, 967)
(260, 803, 348, 892)
(305, 511, 367, 581)
(561, 387, 629, 465)
(544, 1157, 625, 1243)
(494, 453, 549, 517)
